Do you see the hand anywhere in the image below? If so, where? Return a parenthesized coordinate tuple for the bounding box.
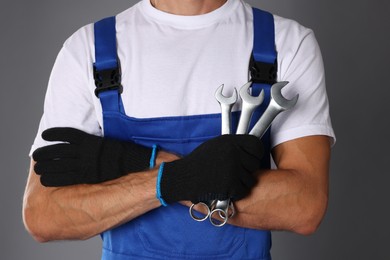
(33, 127, 155, 187)
(155, 150, 181, 166)
(157, 135, 263, 205)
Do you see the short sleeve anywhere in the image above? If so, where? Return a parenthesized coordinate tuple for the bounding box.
(30, 24, 103, 156)
(271, 16, 336, 148)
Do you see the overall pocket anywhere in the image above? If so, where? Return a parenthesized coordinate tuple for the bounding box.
(136, 204, 246, 258)
(101, 112, 254, 258)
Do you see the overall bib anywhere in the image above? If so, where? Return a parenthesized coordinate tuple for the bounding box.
(94, 8, 276, 260)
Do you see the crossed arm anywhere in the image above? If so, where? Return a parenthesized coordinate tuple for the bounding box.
(23, 135, 330, 242)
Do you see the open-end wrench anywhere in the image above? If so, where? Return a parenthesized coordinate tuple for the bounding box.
(209, 85, 238, 226)
(189, 85, 237, 226)
(215, 84, 238, 135)
(249, 81, 299, 138)
(236, 82, 265, 135)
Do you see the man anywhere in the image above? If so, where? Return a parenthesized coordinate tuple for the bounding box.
(23, 0, 335, 259)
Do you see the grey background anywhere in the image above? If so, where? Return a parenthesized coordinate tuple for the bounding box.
(1, 0, 389, 259)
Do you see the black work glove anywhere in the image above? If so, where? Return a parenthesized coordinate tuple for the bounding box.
(156, 135, 263, 205)
(32, 127, 156, 187)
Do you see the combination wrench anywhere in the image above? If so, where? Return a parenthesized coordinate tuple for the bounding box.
(249, 81, 299, 138)
(236, 82, 265, 134)
(209, 84, 238, 226)
(214, 84, 238, 135)
(189, 85, 237, 227)
(207, 81, 266, 226)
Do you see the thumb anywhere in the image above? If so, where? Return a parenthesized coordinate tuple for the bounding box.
(42, 127, 87, 144)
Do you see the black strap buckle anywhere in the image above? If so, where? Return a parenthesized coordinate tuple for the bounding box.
(93, 65, 123, 97)
(249, 54, 277, 85)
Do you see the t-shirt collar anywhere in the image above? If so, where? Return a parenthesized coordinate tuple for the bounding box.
(140, 0, 239, 29)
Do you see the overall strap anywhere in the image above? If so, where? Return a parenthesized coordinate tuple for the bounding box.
(93, 16, 124, 113)
(250, 8, 277, 168)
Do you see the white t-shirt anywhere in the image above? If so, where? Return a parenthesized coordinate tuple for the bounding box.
(30, 0, 335, 155)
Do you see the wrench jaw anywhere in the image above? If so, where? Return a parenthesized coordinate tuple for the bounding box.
(249, 81, 299, 138)
(238, 82, 254, 100)
(271, 81, 299, 111)
(215, 85, 238, 135)
(239, 81, 265, 105)
(215, 84, 238, 105)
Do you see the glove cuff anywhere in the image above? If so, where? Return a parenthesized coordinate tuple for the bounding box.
(149, 144, 158, 168)
(121, 142, 155, 173)
(156, 162, 168, 206)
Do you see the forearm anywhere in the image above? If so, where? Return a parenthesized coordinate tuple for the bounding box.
(23, 160, 160, 242)
(229, 168, 328, 234)
(228, 136, 330, 234)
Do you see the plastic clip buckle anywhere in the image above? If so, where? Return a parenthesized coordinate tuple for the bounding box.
(93, 65, 123, 97)
(249, 55, 277, 85)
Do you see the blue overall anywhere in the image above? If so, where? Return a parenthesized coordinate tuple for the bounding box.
(94, 8, 276, 260)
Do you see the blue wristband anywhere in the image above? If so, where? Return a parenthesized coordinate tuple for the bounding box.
(149, 144, 158, 169)
(156, 162, 168, 206)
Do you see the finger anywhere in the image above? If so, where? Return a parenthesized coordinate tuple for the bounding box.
(40, 171, 84, 187)
(230, 184, 249, 202)
(239, 168, 257, 189)
(42, 127, 87, 144)
(237, 147, 263, 175)
(237, 136, 264, 160)
(34, 158, 79, 175)
(32, 144, 77, 161)
(240, 152, 262, 172)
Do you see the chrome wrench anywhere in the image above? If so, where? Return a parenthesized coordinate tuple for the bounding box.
(236, 82, 265, 135)
(249, 81, 299, 138)
(189, 85, 237, 226)
(209, 84, 238, 227)
(215, 84, 238, 135)
(209, 199, 236, 227)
